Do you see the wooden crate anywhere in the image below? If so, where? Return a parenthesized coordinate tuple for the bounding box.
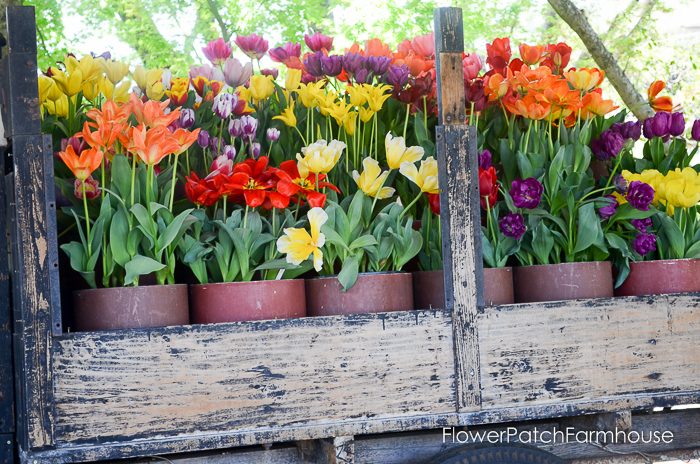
(2, 6, 699, 464)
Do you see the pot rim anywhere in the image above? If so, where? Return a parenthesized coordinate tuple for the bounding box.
(307, 271, 411, 281)
(414, 267, 513, 275)
(629, 257, 700, 267)
(514, 261, 611, 271)
(73, 283, 187, 296)
(190, 279, 305, 289)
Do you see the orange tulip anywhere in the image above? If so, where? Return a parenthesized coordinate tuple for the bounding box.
(80, 121, 124, 155)
(580, 89, 617, 118)
(519, 43, 545, 66)
(564, 68, 605, 92)
(485, 73, 510, 101)
(86, 100, 130, 127)
(511, 94, 551, 120)
(365, 38, 392, 57)
(141, 99, 180, 128)
(58, 145, 104, 181)
(647, 79, 674, 113)
(171, 128, 201, 155)
(128, 125, 181, 166)
(513, 65, 553, 93)
(540, 79, 580, 111)
(394, 51, 433, 77)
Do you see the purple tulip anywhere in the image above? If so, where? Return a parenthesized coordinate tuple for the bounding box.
(235, 34, 269, 60)
(597, 195, 618, 219)
(465, 79, 487, 112)
(633, 232, 657, 256)
(670, 112, 685, 137)
(510, 178, 543, 209)
(354, 68, 372, 84)
(626, 180, 655, 211)
(383, 64, 410, 89)
(197, 129, 210, 148)
(692, 119, 700, 142)
(266, 128, 280, 142)
(268, 42, 302, 63)
(342, 53, 365, 75)
(631, 217, 653, 232)
(213, 93, 237, 119)
(229, 119, 243, 138)
(179, 108, 195, 129)
(611, 121, 642, 141)
(202, 38, 232, 65)
(320, 54, 343, 77)
(303, 51, 325, 77)
(222, 145, 236, 161)
(240, 115, 258, 139)
(614, 174, 628, 194)
(304, 32, 333, 52)
(209, 137, 221, 154)
(249, 142, 261, 158)
(592, 130, 625, 161)
(223, 57, 253, 88)
(478, 149, 492, 170)
(366, 56, 391, 75)
(499, 213, 526, 240)
(643, 111, 672, 139)
(261, 68, 279, 79)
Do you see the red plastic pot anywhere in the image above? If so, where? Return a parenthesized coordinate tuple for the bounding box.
(190, 279, 306, 323)
(412, 268, 514, 309)
(513, 261, 614, 303)
(306, 272, 413, 316)
(615, 258, 700, 297)
(72, 284, 189, 331)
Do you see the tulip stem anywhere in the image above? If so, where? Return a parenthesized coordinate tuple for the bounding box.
(399, 192, 422, 221)
(423, 96, 427, 130)
(169, 153, 180, 212)
(217, 118, 225, 156)
(403, 104, 411, 140)
(293, 126, 307, 146)
(244, 205, 249, 228)
(223, 195, 228, 218)
(82, 183, 92, 257)
(185, 148, 190, 174)
(604, 152, 625, 190)
(130, 152, 137, 207)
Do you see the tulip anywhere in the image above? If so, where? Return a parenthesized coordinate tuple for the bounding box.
(240, 115, 259, 140)
(58, 145, 104, 181)
(542, 42, 572, 73)
(478, 149, 492, 170)
(248, 75, 275, 101)
(510, 178, 543, 209)
(367, 56, 391, 75)
(352, 157, 394, 199)
(632, 232, 657, 256)
(209, 137, 221, 155)
(189, 64, 219, 82)
(427, 193, 440, 215)
(269, 42, 302, 64)
(320, 55, 343, 77)
(304, 32, 333, 52)
(285, 68, 302, 91)
(478, 166, 498, 209)
(161, 69, 172, 90)
(61, 136, 87, 154)
(51, 68, 82, 97)
(486, 37, 511, 73)
(354, 68, 371, 84)
(166, 77, 190, 106)
(611, 121, 642, 141)
(462, 53, 482, 81)
(631, 218, 653, 232)
(692, 120, 700, 142)
(197, 129, 210, 148)
(74, 176, 100, 200)
(648, 80, 674, 113)
(261, 68, 279, 79)
(670, 112, 685, 137)
(385, 132, 424, 170)
(38, 75, 63, 102)
(297, 139, 346, 175)
(229, 118, 243, 137)
(304, 51, 325, 77)
(179, 108, 195, 129)
(342, 52, 365, 75)
(565, 68, 605, 92)
(499, 213, 526, 240)
(519, 43, 545, 66)
(235, 33, 269, 60)
(343, 111, 358, 136)
(249, 142, 261, 158)
(399, 157, 439, 194)
(43, 95, 70, 118)
(626, 181, 655, 211)
(591, 130, 624, 161)
(643, 111, 671, 139)
(99, 59, 129, 85)
(597, 195, 618, 219)
(266, 128, 281, 142)
(202, 38, 232, 65)
(411, 32, 434, 58)
(277, 207, 328, 272)
(222, 145, 236, 161)
(465, 79, 487, 112)
(211, 153, 234, 175)
(384, 65, 410, 90)
(213, 93, 237, 119)
(223, 57, 253, 88)
(128, 125, 181, 166)
(362, 83, 393, 112)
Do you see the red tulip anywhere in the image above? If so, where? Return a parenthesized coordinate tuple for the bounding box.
(486, 38, 511, 74)
(427, 193, 440, 216)
(478, 166, 498, 209)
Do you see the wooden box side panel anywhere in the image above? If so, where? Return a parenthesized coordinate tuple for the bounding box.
(478, 294, 700, 408)
(53, 310, 457, 445)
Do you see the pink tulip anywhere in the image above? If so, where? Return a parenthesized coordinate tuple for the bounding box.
(223, 57, 252, 88)
(202, 38, 233, 65)
(235, 34, 269, 60)
(462, 53, 482, 81)
(304, 32, 333, 52)
(411, 32, 434, 58)
(189, 64, 225, 82)
(261, 68, 279, 79)
(269, 42, 302, 64)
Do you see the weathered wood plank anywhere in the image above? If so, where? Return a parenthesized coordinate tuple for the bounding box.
(0, 144, 13, 436)
(434, 7, 466, 126)
(53, 311, 457, 445)
(478, 294, 700, 408)
(0, 433, 13, 464)
(297, 436, 354, 464)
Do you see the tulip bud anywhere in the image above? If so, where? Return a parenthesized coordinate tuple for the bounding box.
(478, 149, 492, 170)
(266, 127, 280, 142)
(197, 129, 210, 148)
(74, 177, 100, 200)
(304, 32, 334, 52)
(261, 68, 279, 79)
(342, 52, 364, 75)
(249, 142, 261, 158)
(670, 112, 685, 137)
(61, 136, 87, 154)
(229, 118, 243, 137)
(366, 56, 391, 75)
(213, 93, 236, 119)
(354, 68, 371, 84)
(211, 154, 234, 175)
(223, 145, 236, 160)
(614, 174, 628, 194)
(240, 115, 258, 140)
(692, 120, 700, 142)
(384, 64, 409, 90)
(209, 136, 221, 154)
(179, 108, 195, 129)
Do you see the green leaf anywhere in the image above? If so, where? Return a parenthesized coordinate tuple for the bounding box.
(110, 208, 131, 267)
(130, 204, 155, 239)
(157, 208, 194, 254)
(531, 220, 554, 265)
(659, 214, 685, 259)
(349, 234, 378, 250)
(685, 240, 700, 258)
(574, 203, 603, 254)
(124, 255, 166, 286)
(337, 255, 360, 291)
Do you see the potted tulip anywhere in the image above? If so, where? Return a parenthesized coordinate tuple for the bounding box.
(58, 97, 200, 330)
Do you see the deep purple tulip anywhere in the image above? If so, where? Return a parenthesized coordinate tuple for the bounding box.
(179, 108, 195, 129)
(266, 127, 280, 142)
(631, 217, 653, 232)
(670, 112, 685, 137)
(303, 51, 325, 77)
(633, 232, 657, 256)
(478, 149, 492, 170)
(354, 68, 372, 84)
(235, 34, 269, 60)
(197, 129, 210, 148)
(268, 42, 301, 63)
(384, 64, 410, 89)
(320, 54, 343, 76)
(626, 180, 655, 211)
(592, 130, 625, 161)
(611, 120, 642, 141)
(499, 213, 526, 240)
(366, 56, 391, 75)
(614, 174, 628, 194)
(261, 68, 279, 79)
(304, 32, 333, 52)
(597, 195, 618, 219)
(240, 115, 258, 139)
(643, 111, 671, 139)
(510, 178, 543, 209)
(222, 145, 236, 160)
(249, 142, 261, 158)
(691, 119, 700, 142)
(342, 52, 365, 75)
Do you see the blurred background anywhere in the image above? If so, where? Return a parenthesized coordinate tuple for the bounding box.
(7, 0, 700, 114)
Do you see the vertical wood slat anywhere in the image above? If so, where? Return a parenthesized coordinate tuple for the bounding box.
(434, 7, 483, 411)
(3, 6, 56, 450)
(0, 143, 14, 438)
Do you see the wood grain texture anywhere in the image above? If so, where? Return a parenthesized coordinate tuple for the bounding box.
(0, 146, 14, 436)
(434, 8, 466, 126)
(53, 311, 456, 445)
(435, 125, 482, 411)
(478, 294, 700, 408)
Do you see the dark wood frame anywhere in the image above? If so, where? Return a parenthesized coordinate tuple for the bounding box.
(2, 5, 699, 464)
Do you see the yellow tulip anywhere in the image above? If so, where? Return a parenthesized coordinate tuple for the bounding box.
(296, 80, 325, 108)
(146, 79, 165, 101)
(81, 78, 101, 101)
(249, 74, 276, 101)
(343, 111, 358, 136)
(133, 66, 164, 100)
(352, 157, 395, 199)
(400, 157, 439, 194)
(38, 75, 63, 103)
(100, 59, 130, 85)
(52, 68, 83, 97)
(273, 99, 297, 128)
(285, 68, 302, 91)
(362, 83, 392, 112)
(44, 94, 70, 118)
(359, 106, 375, 123)
(384, 132, 424, 170)
(276, 207, 328, 272)
(99, 76, 130, 103)
(74, 55, 103, 83)
(345, 85, 367, 107)
(296, 139, 346, 175)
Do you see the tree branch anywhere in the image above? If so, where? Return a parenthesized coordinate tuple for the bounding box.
(547, 0, 654, 120)
(205, 0, 231, 41)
